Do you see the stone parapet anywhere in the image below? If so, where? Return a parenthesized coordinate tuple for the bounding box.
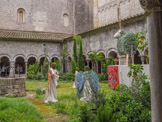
(0, 77, 25, 97)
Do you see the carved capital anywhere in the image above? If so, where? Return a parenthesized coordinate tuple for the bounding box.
(139, 0, 162, 12)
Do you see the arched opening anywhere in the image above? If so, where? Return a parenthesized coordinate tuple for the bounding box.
(63, 13, 69, 27)
(28, 57, 36, 66)
(67, 57, 72, 72)
(98, 52, 105, 74)
(51, 57, 59, 63)
(89, 61, 93, 70)
(15, 57, 25, 74)
(108, 51, 118, 65)
(40, 57, 49, 66)
(0, 56, 10, 76)
(17, 8, 25, 23)
(134, 51, 142, 64)
(83, 55, 87, 67)
(144, 48, 149, 64)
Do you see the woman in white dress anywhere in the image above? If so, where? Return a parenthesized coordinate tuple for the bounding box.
(44, 63, 59, 103)
(72, 67, 79, 88)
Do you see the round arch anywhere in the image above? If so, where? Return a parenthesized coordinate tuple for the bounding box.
(13, 54, 27, 62)
(0, 56, 10, 76)
(27, 54, 38, 61)
(107, 48, 118, 58)
(50, 55, 60, 61)
(38, 55, 49, 62)
(0, 54, 11, 61)
(15, 56, 25, 74)
(28, 57, 37, 66)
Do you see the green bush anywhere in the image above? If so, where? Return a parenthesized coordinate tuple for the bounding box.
(79, 104, 97, 122)
(36, 88, 42, 95)
(59, 72, 75, 81)
(27, 61, 40, 80)
(98, 74, 105, 81)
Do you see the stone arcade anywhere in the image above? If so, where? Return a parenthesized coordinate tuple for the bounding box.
(0, 0, 149, 76)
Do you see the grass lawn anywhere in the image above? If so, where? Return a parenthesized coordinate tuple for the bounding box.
(0, 97, 44, 122)
(26, 80, 114, 122)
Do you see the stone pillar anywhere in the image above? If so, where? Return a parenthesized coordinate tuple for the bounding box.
(9, 61, 15, 77)
(140, 55, 145, 64)
(94, 0, 98, 28)
(139, 0, 162, 121)
(119, 55, 126, 65)
(25, 61, 28, 77)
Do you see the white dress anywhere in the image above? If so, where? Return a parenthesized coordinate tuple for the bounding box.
(44, 68, 59, 103)
(72, 71, 78, 88)
(80, 80, 92, 101)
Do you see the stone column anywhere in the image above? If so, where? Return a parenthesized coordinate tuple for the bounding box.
(9, 61, 15, 77)
(25, 61, 28, 77)
(119, 55, 126, 65)
(139, 0, 162, 121)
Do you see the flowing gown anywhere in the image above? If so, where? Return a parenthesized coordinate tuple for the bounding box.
(72, 71, 78, 88)
(44, 68, 59, 103)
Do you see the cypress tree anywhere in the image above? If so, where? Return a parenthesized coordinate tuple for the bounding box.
(79, 39, 83, 71)
(73, 36, 77, 63)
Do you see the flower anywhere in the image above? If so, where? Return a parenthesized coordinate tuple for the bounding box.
(138, 39, 144, 44)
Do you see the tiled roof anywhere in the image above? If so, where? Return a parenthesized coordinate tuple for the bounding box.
(0, 29, 73, 42)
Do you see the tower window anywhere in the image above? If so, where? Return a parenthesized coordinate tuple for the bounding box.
(17, 8, 25, 23)
(63, 13, 69, 27)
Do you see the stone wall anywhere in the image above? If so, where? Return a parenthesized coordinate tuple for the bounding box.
(0, 77, 25, 97)
(66, 18, 147, 60)
(0, 0, 94, 34)
(118, 64, 150, 86)
(0, 0, 75, 33)
(0, 40, 62, 62)
(94, 0, 145, 27)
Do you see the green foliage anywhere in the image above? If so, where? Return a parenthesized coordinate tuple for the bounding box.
(59, 72, 75, 81)
(88, 51, 104, 62)
(41, 56, 49, 79)
(73, 36, 78, 63)
(0, 97, 43, 122)
(84, 66, 90, 72)
(79, 104, 97, 122)
(135, 31, 148, 51)
(61, 46, 69, 73)
(105, 85, 151, 121)
(79, 39, 84, 71)
(128, 64, 151, 108)
(70, 59, 77, 73)
(97, 103, 113, 122)
(88, 91, 107, 110)
(27, 61, 40, 80)
(102, 57, 114, 80)
(36, 88, 42, 95)
(117, 32, 137, 55)
(98, 73, 105, 81)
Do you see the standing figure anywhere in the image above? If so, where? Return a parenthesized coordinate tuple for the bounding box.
(72, 67, 79, 88)
(44, 63, 59, 103)
(76, 66, 99, 101)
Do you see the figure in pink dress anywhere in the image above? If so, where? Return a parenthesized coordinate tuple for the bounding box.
(44, 63, 59, 103)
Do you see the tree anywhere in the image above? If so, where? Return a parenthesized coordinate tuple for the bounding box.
(88, 51, 105, 72)
(41, 56, 49, 80)
(79, 39, 83, 71)
(61, 45, 69, 73)
(73, 36, 77, 63)
(72, 35, 84, 71)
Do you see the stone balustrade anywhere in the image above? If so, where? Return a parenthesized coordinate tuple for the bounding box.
(0, 77, 25, 97)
